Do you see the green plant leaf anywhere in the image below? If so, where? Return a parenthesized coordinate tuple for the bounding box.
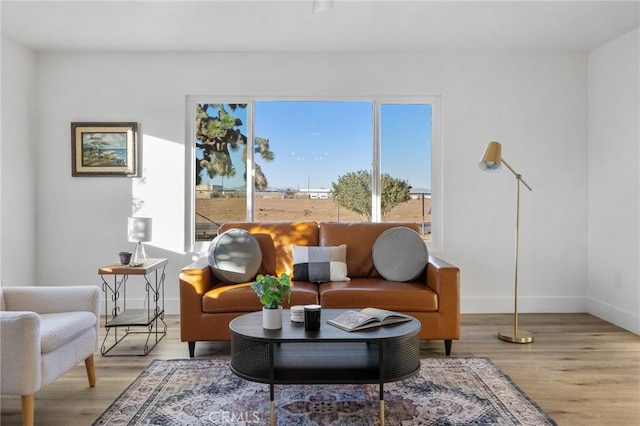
(251, 273, 291, 309)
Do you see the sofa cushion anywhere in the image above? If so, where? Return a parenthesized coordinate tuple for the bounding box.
(253, 233, 277, 276)
(318, 222, 420, 278)
(39, 311, 97, 354)
(202, 281, 319, 313)
(219, 222, 319, 276)
(208, 229, 262, 283)
(319, 278, 438, 312)
(292, 244, 350, 283)
(372, 227, 428, 282)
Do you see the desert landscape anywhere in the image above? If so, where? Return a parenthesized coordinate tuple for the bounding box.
(196, 196, 431, 241)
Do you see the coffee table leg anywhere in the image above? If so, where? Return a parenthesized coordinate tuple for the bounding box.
(270, 383, 275, 426)
(379, 382, 385, 426)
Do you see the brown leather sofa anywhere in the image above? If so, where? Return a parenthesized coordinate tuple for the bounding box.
(180, 221, 460, 357)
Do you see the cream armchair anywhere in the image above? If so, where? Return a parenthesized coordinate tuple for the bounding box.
(0, 285, 100, 426)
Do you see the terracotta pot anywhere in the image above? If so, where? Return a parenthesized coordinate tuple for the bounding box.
(262, 306, 283, 330)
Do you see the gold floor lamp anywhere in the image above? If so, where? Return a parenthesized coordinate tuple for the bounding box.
(479, 141, 533, 344)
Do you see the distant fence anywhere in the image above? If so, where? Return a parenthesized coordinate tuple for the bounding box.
(195, 190, 431, 242)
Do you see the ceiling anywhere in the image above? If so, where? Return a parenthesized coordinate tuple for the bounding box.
(1, 1, 639, 53)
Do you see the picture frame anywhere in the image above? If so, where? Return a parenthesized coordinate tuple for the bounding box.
(71, 122, 138, 176)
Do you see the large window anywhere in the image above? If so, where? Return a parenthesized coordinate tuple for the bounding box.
(193, 103, 248, 241)
(380, 103, 432, 236)
(254, 101, 372, 224)
(186, 98, 439, 251)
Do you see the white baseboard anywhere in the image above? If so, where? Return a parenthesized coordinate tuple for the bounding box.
(587, 297, 640, 335)
(461, 296, 588, 314)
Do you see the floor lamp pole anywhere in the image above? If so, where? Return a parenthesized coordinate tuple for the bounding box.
(498, 159, 533, 344)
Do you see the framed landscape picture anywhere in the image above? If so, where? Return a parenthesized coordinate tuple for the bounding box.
(71, 122, 138, 176)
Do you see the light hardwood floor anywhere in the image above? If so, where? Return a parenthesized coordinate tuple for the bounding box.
(1, 313, 638, 425)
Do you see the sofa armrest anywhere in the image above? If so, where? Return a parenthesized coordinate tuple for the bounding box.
(179, 257, 219, 343)
(179, 257, 216, 296)
(425, 255, 460, 319)
(180, 257, 216, 312)
(0, 311, 41, 395)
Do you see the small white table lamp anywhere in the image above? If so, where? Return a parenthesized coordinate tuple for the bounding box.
(127, 217, 152, 266)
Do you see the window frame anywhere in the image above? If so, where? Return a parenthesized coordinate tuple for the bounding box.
(185, 96, 443, 255)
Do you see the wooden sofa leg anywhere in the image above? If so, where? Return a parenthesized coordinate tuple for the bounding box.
(21, 394, 34, 426)
(188, 341, 196, 358)
(85, 355, 96, 387)
(444, 340, 452, 356)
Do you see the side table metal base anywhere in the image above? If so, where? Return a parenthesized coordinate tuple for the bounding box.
(98, 258, 167, 356)
(101, 316, 167, 356)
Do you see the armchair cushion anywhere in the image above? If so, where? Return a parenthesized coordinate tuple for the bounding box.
(39, 312, 97, 354)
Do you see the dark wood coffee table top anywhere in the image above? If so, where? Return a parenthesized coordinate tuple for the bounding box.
(230, 308, 420, 341)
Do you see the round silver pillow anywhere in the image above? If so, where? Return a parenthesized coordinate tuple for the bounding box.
(372, 227, 429, 282)
(208, 228, 262, 283)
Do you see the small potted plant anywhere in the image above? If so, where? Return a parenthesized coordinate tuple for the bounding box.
(251, 273, 291, 329)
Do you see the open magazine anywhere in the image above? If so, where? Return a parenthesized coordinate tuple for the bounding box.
(327, 308, 412, 332)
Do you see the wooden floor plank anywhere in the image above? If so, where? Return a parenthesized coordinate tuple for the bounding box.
(1, 313, 638, 425)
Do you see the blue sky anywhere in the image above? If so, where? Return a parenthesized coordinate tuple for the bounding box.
(198, 101, 431, 191)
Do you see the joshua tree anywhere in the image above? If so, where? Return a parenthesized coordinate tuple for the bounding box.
(195, 103, 274, 189)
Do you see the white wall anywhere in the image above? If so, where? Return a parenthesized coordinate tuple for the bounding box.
(587, 28, 640, 334)
(1, 35, 37, 286)
(24, 50, 590, 316)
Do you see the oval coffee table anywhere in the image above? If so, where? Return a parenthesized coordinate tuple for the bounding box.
(229, 309, 421, 426)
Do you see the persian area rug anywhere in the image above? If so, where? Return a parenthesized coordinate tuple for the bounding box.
(93, 357, 556, 425)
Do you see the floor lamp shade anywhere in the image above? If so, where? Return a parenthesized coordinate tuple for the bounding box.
(479, 141, 533, 344)
(128, 217, 152, 266)
(479, 141, 502, 171)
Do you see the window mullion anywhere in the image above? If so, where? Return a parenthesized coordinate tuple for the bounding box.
(372, 101, 381, 222)
(246, 102, 255, 221)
